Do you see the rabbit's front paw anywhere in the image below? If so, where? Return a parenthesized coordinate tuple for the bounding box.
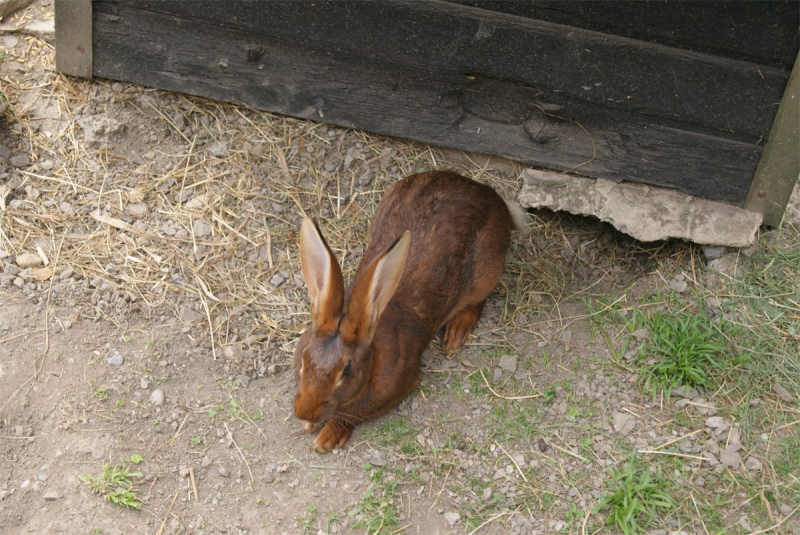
(312, 420, 353, 453)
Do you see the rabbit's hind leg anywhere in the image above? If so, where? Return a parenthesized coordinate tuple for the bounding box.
(442, 300, 486, 354)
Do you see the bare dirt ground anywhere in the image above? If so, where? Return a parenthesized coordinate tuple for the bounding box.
(1, 3, 798, 535)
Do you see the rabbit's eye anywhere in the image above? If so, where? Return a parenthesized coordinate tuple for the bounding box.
(341, 361, 352, 378)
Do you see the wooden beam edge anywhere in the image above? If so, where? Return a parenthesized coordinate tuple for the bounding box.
(54, 0, 92, 78)
(744, 52, 800, 227)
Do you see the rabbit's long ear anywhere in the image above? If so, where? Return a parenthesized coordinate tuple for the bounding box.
(341, 231, 410, 345)
(300, 217, 344, 332)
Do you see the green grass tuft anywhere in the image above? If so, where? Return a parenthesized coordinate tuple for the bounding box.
(594, 457, 673, 535)
(77, 455, 144, 509)
(632, 310, 727, 399)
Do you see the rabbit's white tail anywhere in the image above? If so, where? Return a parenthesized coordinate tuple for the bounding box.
(505, 199, 530, 237)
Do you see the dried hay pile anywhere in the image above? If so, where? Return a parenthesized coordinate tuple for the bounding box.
(1, 32, 557, 367)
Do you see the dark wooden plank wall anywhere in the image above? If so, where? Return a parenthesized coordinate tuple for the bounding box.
(449, 1, 799, 69)
(90, 0, 799, 206)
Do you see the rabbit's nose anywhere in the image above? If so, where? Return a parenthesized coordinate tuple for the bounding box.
(294, 395, 324, 422)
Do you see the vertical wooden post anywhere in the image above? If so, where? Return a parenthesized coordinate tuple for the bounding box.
(54, 0, 93, 78)
(745, 53, 800, 227)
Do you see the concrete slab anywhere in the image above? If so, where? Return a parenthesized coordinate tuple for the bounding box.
(519, 169, 762, 247)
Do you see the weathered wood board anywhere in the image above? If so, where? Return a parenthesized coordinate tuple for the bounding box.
(64, 1, 799, 219)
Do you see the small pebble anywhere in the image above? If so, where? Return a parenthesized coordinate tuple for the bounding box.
(497, 354, 517, 373)
(207, 141, 227, 158)
(16, 253, 42, 269)
(151, 389, 165, 406)
(443, 512, 460, 526)
(107, 353, 124, 366)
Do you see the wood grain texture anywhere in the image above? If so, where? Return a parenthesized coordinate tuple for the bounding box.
(91, 1, 764, 205)
(100, 0, 790, 141)
(449, 0, 799, 69)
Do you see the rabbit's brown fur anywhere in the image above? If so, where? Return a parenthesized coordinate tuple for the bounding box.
(294, 171, 522, 452)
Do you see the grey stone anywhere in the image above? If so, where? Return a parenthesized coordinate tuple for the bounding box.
(185, 194, 208, 210)
(15, 253, 42, 269)
(43, 491, 59, 501)
(9, 154, 30, 168)
(780, 504, 793, 516)
(493, 367, 503, 381)
(193, 220, 212, 238)
(740, 242, 759, 258)
(107, 353, 124, 366)
(207, 141, 227, 158)
(719, 449, 741, 468)
(744, 457, 762, 471)
(630, 328, 649, 340)
(612, 412, 637, 435)
(498, 354, 517, 373)
(78, 117, 125, 148)
(727, 427, 742, 452)
(58, 202, 75, 217)
(669, 277, 689, 293)
(237, 374, 250, 388)
(702, 245, 728, 261)
(560, 329, 573, 343)
(3, 35, 19, 49)
(443, 512, 460, 526)
(127, 202, 149, 219)
(150, 389, 165, 406)
(218, 466, 230, 478)
(670, 386, 698, 400)
(179, 307, 203, 323)
(772, 383, 795, 404)
(705, 416, 727, 429)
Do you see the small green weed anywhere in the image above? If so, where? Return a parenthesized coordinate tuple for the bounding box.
(208, 403, 225, 420)
(632, 310, 726, 399)
(349, 467, 400, 534)
(229, 397, 263, 422)
(88, 379, 108, 402)
(301, 504, 318, 534)
(594, 457, 673, 535)
(77, 455, 144, 509)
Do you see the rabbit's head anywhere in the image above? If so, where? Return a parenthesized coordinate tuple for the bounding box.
(293, 217, 409, 429)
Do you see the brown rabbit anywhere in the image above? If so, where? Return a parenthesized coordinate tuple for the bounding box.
(294, 170, 526, 452)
